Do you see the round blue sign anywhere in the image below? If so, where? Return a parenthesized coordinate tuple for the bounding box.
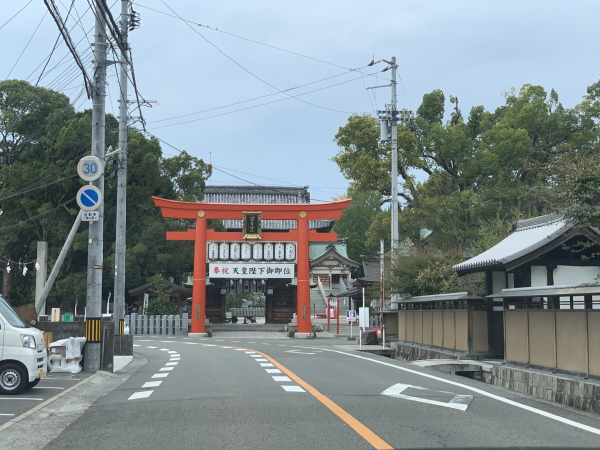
(76, 185, 103, 211)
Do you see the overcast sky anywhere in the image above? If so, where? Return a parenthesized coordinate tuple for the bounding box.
(3, 0, 600, 202)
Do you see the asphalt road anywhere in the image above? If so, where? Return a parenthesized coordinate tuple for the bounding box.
(10, 335, 600, 450)
(0, 372, 92, 426)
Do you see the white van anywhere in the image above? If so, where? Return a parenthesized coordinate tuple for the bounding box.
(0, 295, 47, 395)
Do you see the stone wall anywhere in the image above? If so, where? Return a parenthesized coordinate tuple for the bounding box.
(391, 341, 470, 362)
(488, 365, 600, 415)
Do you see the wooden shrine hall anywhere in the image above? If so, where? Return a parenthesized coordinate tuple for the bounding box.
(153, 186, 350, 338)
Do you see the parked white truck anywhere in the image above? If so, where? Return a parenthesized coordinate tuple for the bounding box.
(0, 295, 47, 394)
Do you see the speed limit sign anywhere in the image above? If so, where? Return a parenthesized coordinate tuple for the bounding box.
(77, 156, 103, 182)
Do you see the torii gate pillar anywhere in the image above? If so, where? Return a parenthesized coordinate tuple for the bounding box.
(153, 197, 351, 338)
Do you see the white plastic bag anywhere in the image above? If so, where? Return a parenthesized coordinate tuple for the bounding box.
(48, 337, 87, 373)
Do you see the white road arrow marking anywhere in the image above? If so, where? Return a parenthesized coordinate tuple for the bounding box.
(284, 349, 322, 355)
(381, 383, 473, 411)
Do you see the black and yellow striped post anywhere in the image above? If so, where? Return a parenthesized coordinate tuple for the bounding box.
(118, 319, 125, 335)
(86, 317, 101, 343)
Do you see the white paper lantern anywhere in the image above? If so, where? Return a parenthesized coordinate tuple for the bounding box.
(208, 242, 219, 260)
(263, 243, 274, 261)
(230, 242, 240, 260)
(252, 243, 263, 260)
(285, 243, 296, 261)
(219, 242, 230, 260)
(274, 243, 285, 261)
(241, 243, 252, 260)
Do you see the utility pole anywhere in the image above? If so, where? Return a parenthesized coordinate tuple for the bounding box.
(113, 0, 129, 335)
(84, 2, 107, 371)
(368, 57, 412, 306)
(388, 57, 399, 253)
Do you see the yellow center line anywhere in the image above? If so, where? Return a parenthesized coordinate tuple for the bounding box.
(237, 346, 393, 450)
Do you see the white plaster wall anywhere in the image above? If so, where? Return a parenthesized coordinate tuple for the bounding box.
(554, 265, 600, 285)
(492, 271, 506, 294)
(531, 266, 547, 287)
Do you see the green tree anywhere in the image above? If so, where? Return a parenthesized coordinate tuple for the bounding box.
(0, 80, 212, 307)
(332, 82, 600, 253)
(145, 274, 176, 315)
(332, 190, 382, 261)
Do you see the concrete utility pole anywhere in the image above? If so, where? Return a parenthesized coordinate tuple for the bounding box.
(36, 211, 83, 315)
(85, 4, 107, 371)
(388, 57, 399, 253)
(35, 241, 48, 315)
(368, 57, 413, 307)
(113, 0, 129, 334)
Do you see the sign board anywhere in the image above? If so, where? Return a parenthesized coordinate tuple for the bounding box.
(143, 293, 149, 315)
(77, 156, 103, 182)
(76, 185, 102, 211)
(346, 310, 357, 322)
(82, 211, 99, 221)
(359, 307, 369, 328)
(242, 211, 262, 239)
(209, 263, 294, 279)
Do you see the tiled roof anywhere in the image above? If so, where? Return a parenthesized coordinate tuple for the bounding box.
(202, 185, 332, 231)
(453, 214, 574, 275)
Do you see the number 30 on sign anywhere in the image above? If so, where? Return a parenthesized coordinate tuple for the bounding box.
(77, 156, 103, 181)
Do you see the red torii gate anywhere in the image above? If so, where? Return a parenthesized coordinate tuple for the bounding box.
(153, 197, 351, 337)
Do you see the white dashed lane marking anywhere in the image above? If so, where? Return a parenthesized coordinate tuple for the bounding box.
(272, 376, 291, 382)
(128, 390, 153, 400)
(281, 386, 305, 393)
(143, 381, 162, 388)
(151, 373, 169, 379)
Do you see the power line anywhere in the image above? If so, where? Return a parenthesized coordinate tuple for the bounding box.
(5, 11, 48, 79)
(0, 1, 34, 31)
(147, 73, 379, 130)
(0, 198, 76, 233)
(134, 2, 357, 71)
(160, 1, 357, 115)
(148, 66, 380, 125)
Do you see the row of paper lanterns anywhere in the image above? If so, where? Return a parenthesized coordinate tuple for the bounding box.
(207, 242, 296, 261)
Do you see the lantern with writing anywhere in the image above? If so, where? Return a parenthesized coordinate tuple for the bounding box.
(230, 242, 240, 260)
(263, 243, 274, 261)
(252, 243, 263, 260)
(285, 243, 296, 261)
(274, 243, 285, 261)
(241, 243, 252, 260)
(208, 242, 219, 260)
(219, 242, 230, 260)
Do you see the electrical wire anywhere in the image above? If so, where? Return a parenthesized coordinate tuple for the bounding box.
(147, 72, 379, 130)
(5, 11, 48, 79)
(396, 68, 412, 111)
(0, 198, 76, 233)
(134, 2, 358, 72)
(160, 1, 357, 115)
(0, 1, 34, 31)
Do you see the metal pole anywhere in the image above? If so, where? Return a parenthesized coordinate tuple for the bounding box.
(113, 0, 129, 334)
(380, 238, 385, 320)
(85, 3, 107, 371)
(336, 298, 340, 335)
(327, 298, 331, 332)
(36, 211, 83, 315)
